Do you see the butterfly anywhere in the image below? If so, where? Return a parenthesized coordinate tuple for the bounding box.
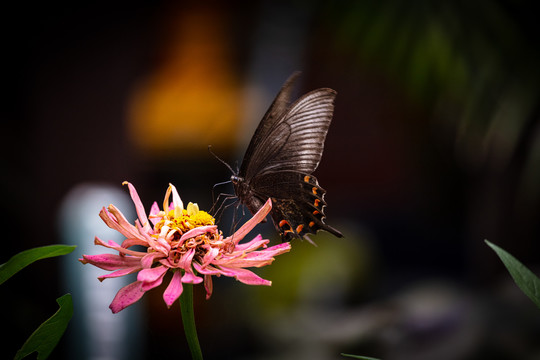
(230, 72, 343, 242)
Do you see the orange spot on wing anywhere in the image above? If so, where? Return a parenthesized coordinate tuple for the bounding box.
(304, 175, 310, 183)
(296, 224, 304, 233)
(312, 187, 318, 195)
(314, 199, 320, 207)
(279, 220, 289, 229)
(313, 210, 320, 215)
(309, 221, 315, 227)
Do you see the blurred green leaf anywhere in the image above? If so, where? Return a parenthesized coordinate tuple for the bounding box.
(341, 354, 380, 360)
(14, 294, 74, 360)
(486, 240, 540, 309)
(0, 245, 76, 285)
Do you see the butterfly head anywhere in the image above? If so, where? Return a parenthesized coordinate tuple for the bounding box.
(230, 174, 246, 196)
(230, 174, 242, 185)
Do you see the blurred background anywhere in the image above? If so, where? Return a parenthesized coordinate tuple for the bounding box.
(2, 1, 540, 359)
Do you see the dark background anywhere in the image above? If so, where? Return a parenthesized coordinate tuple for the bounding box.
(2, 1, 540, 359)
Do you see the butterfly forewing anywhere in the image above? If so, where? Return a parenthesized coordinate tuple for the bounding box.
(243, 89, 336, 180)
(238, 72, 301, 177)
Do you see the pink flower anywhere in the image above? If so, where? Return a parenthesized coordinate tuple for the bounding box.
(79, 182, 291, 313)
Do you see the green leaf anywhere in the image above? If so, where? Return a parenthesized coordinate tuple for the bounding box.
(341, 354, 380, 360)
(15, 294, 74, 360)
(485, 240, 540, 309)
(0, 245, 76, 285)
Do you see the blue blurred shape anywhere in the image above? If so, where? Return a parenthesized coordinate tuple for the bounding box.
(58, 183, 145, 360)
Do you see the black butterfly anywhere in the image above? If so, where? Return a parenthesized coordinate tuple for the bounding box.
(231, 72, 343, 242)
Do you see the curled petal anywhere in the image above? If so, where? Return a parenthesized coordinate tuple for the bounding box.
(178, 248, 196, 270)
(100, 205, 141, 241)
(170, 184, 184, 218)
(121, 238, 148, 248)
(163, 183, 184, 217)
(98, 266, 142, 281)
(179, 225, 218, 243)
(110, 281, 146, 314)
(94, 237, 147, 257)
(79, 253, 141, 270)
(123, 181, 151, 232)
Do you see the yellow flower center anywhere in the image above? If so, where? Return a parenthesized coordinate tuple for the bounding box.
(152, 202, 220, 265)
(154, 202, 215, 236)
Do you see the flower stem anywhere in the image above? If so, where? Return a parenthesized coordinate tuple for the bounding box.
(180, 283, 203, 360)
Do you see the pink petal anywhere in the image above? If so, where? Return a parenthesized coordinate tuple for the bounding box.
(98, 266, 141, 281)
(181, 271, 203, 284)
(216, 266, 272, 286)
(265, 242, 292, 254)
(121, 238, 148, 248)
(192, 262, 222, 276)
(233, 234, 268, 251)
(99, 206, 141, 240)
(201, 247, 220, 267)
(148, 202, 161, 225)
(215, 257, 273, 268)
(140, 230, 170, 254)
(137, 266, 169, 291)
(225, 198, 272, 245)
(204, 275, 213, 300)
(138, 265, 168, 283)
(179, 225, 218, 243)
(163, 271, 183, 307)
(178, 248, 196, 270)
(93, 237, 147, 257)
(79, 253, 141, 270)
(178, 250, 203, 284)
(141, 273, 167, 292)
(110, 281, 146, 314)
(141, 252, 166, 269)
(220, 242, 292, 268)
(123, 181, 151, 232)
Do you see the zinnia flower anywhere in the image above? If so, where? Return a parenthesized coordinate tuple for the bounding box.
(79, 182, 291, 313)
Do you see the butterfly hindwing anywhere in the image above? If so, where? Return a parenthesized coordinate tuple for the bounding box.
(250, 171, 343, 241)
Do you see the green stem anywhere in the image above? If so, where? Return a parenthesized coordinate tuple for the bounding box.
(179, 283, 203, 360)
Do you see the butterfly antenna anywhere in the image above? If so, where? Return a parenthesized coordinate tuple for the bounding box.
(208, 145, 236, 174)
